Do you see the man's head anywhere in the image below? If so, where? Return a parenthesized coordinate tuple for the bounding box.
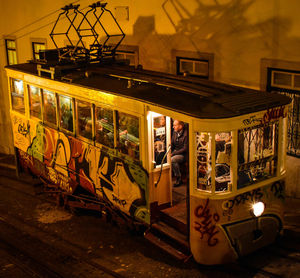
(173, 120, 184, 132)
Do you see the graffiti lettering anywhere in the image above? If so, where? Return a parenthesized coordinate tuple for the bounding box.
(262, 106, 286, 124)
(222, 188, 263, 211)
(194, 199, 220, 246)
(271, 181, 285, 199)
(112, 194, 127, 207)
(18, 123, 30, 137)
(243, 116, 261, 126)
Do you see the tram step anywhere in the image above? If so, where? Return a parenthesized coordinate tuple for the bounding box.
(144, 230, 190, 261)
(159, 209, 188, 235)
(151, 221, 189, 252)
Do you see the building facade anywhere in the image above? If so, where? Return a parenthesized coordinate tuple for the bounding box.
(0, 0, 299, 195)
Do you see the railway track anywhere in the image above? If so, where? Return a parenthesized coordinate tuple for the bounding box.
(0, 173, 126, 278)
(0, 217, 124, 278)
(0, 171, 299, 277)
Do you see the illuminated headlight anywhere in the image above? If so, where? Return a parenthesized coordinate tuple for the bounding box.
(252, 202, 265, 217)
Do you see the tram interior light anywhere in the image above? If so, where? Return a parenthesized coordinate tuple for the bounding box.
(252, 202, 265, 217)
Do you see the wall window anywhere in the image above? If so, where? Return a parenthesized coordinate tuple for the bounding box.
(28, 85, 42, 119)
(5, 39, 18, 65)
(196, 132, 212, 192)
(177, 57, 209, 78)
(10, 78, 24, 113)
(116, 50, 137, 66)
(95, 106, 114, 148)
(115, 45, 139, 67)
(215, 132, 232, 192)
(118, 112, 139, 159)
(238, 122, 278, 189)
(76, 100, 93, 140)
(32, 42, 46, 60)
(43, 90, 57, 125)
(58, 95, 73, 132)
(267, 68, 300, 157)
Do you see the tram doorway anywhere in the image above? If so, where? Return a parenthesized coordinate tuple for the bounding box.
(148, 112, 189, 232)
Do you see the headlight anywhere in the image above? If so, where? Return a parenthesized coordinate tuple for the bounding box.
(252, 202, 265, 217)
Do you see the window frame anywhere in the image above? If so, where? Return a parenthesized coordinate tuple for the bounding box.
(42, 89, 58, 129)
(237, 121, 279, 189)
(267, 67, 300, 158)
(5, 39, 18, 65)
(28, 84, 43, 120)
(76, 99, 94, 142)
(94, 104, 115, 149)
(32, 42, 46, 60)
(116, 110, 141, 161)
(10, 78, 25, 114)
(177, 57, 209, 78)
(58, 94, 75, 134)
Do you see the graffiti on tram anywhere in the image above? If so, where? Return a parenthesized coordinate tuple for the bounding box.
(19, 122, 149, 223)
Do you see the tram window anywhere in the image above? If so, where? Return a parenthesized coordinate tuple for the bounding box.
(238, 122, 279, 189)
(196, 132, 212, 192)
(43, 90, 57, 125)
(95, 106, 114, 148)
(215, 132, 232, 192)
(58, 95, 73, 132)
(76, 100, 92, 140)
(11, 78, 25, 114)
(118, 112, 139, 160)
(28, 85, 42, 119)
(153, 115, 167, 167)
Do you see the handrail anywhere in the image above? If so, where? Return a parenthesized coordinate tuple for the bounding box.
(155, 144, 171, 188)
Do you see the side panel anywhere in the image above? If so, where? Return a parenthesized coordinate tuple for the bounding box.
(190, 181, 285, 265)
(14, 116, 150, 224)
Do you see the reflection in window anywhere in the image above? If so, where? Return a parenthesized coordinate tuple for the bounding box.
(11, 79, 24, 113)
(118, 112, 139, 159)
(95, 106, 114, 148)
(215, 132, 232, 192)
(28, 85, 42, 119)
(153, 115, 166, 167)
(196, 132, 212, 191)
(43, 90, 56, 125)
(77, 100, 92, 140)
(59, 95, 73, 132)
(238, 122, 278, 189)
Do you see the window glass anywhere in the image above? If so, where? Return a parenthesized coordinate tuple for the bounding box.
(181, 60, 193, 73)
(28, 85, 42, 119)
(118, 112, 139, 159)
(76, 100, 92, 140)
(95, 106, 114, 148)
(153, 115, 167, 167)
(32, 42, 46, 60)
(59, 95, 73, 132)
(294, 74, 300, 88)
(43, 90, 57, 125)
(6, 39, 18, 65)
(215, 132, 232, 192)
(273, 72, 292, 86)
(11, 79, 24, 113)
(196, 132, 212, 192)
(238, 122, 279, 189)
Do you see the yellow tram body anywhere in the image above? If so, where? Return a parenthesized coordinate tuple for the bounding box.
(5, 63, 290, 265)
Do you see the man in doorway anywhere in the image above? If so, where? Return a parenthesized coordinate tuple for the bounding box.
(171, 120, 188, 187)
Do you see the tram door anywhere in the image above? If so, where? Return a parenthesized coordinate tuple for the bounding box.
(148, 112, 172, 207)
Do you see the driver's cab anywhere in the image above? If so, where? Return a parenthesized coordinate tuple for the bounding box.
(147, 111, 189, 233)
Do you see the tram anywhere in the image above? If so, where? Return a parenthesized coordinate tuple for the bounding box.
(5, 59, 290, 264)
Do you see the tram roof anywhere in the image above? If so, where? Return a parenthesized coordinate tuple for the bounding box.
(6, 62, 291, 119)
